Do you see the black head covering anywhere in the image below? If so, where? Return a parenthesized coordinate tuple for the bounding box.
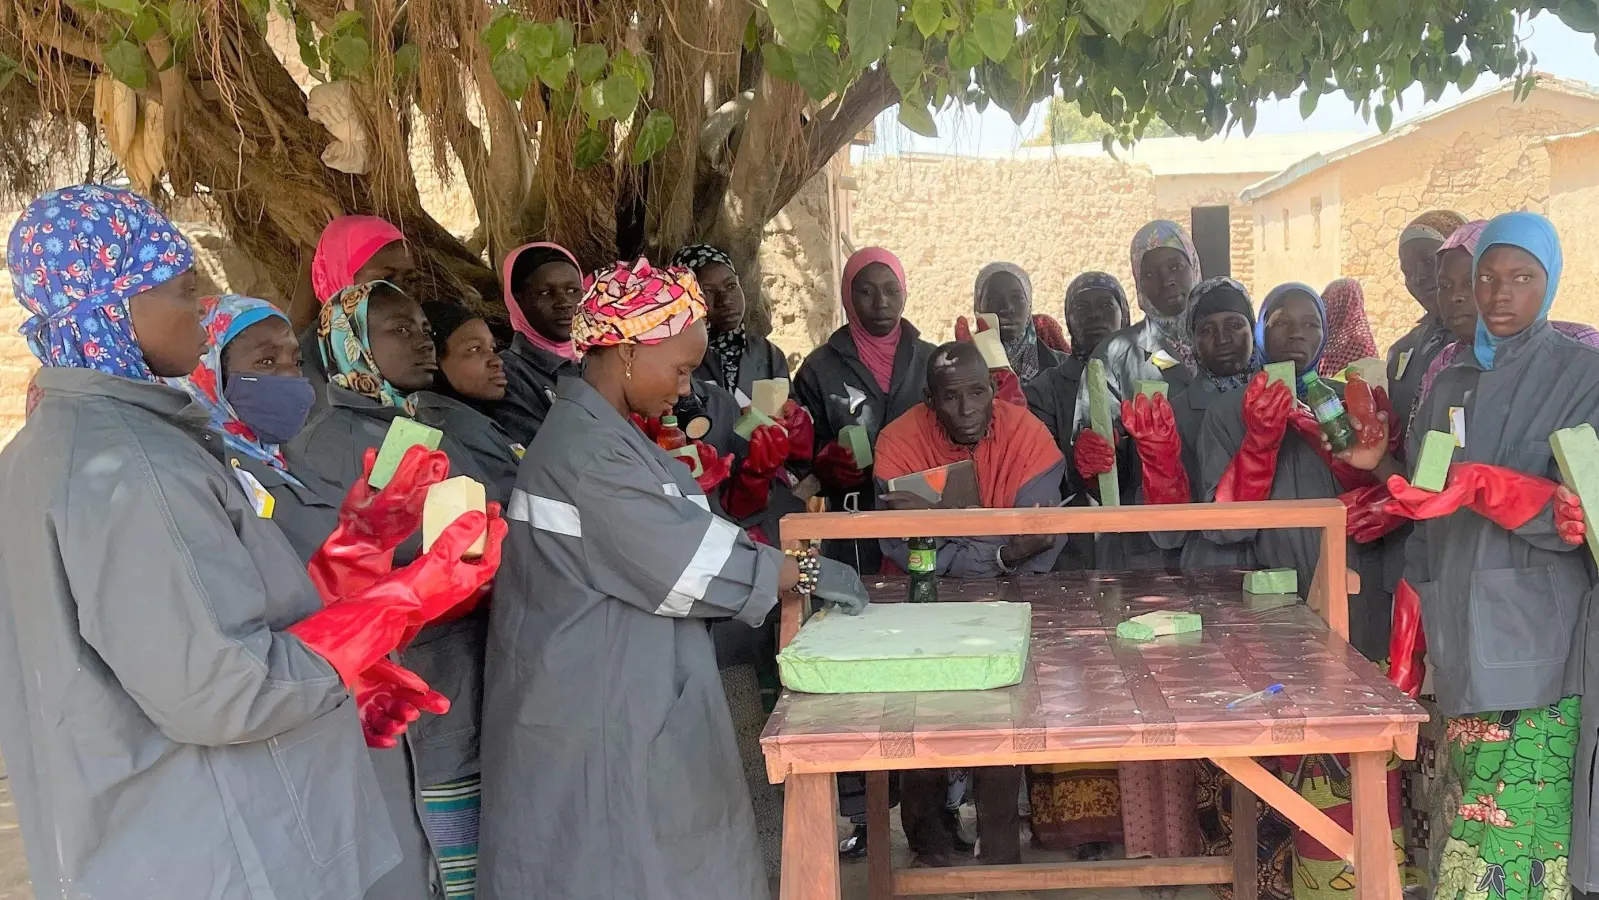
(421, 300, 494, 411)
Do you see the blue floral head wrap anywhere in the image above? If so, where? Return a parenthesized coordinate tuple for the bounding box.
(174, 294, 299, 479)
(1254, 282, 1328, 395)
(318, 280, 414, 412)
(8, 184, 193, 380)
(1472, 212, 1562, 370)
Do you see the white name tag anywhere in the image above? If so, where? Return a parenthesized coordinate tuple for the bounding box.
(232, 462, 275, 519)
(1394, 350, 1413, 380)
(1150, 349, 1179, 370)
(1448, 406, 1466, 448)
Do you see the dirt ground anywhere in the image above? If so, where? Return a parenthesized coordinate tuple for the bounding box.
(0, 761, 33, 900)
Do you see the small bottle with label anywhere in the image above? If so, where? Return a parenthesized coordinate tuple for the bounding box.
(655, 415, 689, 451)
(1301, 371, 1355, 452)
(907, 536, 938, 603)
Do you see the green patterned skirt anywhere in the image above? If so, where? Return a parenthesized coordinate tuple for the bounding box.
(1435, 697, 1579, 900)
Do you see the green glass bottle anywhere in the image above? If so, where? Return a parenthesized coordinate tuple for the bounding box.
(907, 536, 938, 603)
(1302, 371, 1355, 453)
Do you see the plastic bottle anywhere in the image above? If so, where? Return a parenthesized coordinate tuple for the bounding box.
(656, 415, 688, 451)
(1343, 372, 1384, 451)
(907, 536, 938, 603)
(1301, 372, 1355, 452)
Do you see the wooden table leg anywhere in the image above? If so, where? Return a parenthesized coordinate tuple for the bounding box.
(782, 772, 842, 900)
(1350, 751, 1401, 900)
(1232, 773, 1259, 900)
(866, 772, 893, 900)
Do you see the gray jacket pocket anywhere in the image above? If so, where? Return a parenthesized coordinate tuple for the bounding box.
(1470, 565, 1569, 669)
(269, 707, 365, 865)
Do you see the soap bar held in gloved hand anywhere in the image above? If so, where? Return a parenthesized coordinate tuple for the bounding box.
(733, 406, 778, 440)
(751, 379, 790, 418)
(1116, 610, 1201, 641)
(1412, 430, 1456, 493)
(370, 417, 444, 489)
(670, 444, 704, 477)
(1551, 423, 1599, 565)
(1243, 568, 1297, 594)
(1264, 361, 1297, 392)
(973, 330, 1010, 370)
(1086, 358, 1120, 507)
(977, 312, 1000, 333)
(422, 476, 486, 558)
(1136, 380, 1168, 399)
(840, 424, 873, 468)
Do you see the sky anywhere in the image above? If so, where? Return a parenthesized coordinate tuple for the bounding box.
(862, 14, 1599, 159)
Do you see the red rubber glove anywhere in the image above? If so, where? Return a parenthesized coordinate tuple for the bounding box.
(1340, 483, 1408, 543)
(1287, 408, 1375, 493)
(723, 424, 789, 519)
(954, 315, 974, 342)
(308, 445, 452, 602)
(1215, 372, 1293, 502)
(1387, 579, 1426, 698)
(688, 441, 733, 494)
(629, 413, 664, 442)
(355, 657, 450, 749)
(1122, 393, 1190, 504)
(1376, 386, 1403, 457)
(779, 400, 815, 464)
(1556, 485, 1586, 545)
(814, 440, 867, 489)
(992, 369, 1026, 407)
(1073, 427, 1116, 482)
(1384, 464, 1559, 530)
(289, 509, 506, 685)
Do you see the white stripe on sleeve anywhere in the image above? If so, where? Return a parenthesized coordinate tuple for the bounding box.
(656, 515, 740, 616)
(508, 488, 583, 537)
(663, 482, 711, 511)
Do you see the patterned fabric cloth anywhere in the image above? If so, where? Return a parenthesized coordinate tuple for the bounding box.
(1435, 698, 1579, 900)
(1119, 760, 1201, 861)
(973, 261, 1043, 381)
(175, 295, 300, 481)
(1318, 279, 1378, 377)
(1401, 210, 1469, 248)
(1128, 220, 1199, 371)
(1027, 763, 1123, 853)
(1064, 271, 1130, 360)
(8, 184, 193, 380)
(670, 242, 735, 273)
(1187, 276, 1259, 393)
(317, 281, 414, 412)
(1197, 759, 1294, 900)
(420, 774, 481, 899)
(1416, 321, 1599, 432)
(311, 215, 404, 303)
(1279, 753, 1405, 900)
(708, 327, 745, 391)
(1442, 220, 1490, 257)
(570, 257, 706, 354)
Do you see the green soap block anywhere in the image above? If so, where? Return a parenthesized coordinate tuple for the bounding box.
(734, 406, 777, 440)
(1243, 568, 1298, 594)
(369, 416, 443, 489)
(1086, 358, 1120, 507)
(670, 444, 703, 477)
(1115, 610, 1201, 642)
(777, 601, 1032, 694)
(1136, 380, 1169, 399)
(1245, 593, 1300, 612)
(1412, 430, 1456, 493)
(1551, 423, 1599, 567)
(1264, 361, 1297, 391)
(840, 424, 873, 468)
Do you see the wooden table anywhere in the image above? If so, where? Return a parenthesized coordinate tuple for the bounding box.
(763, 501, 1427, 900)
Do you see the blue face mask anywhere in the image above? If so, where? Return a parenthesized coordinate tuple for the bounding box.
(224, 373, 316, 445)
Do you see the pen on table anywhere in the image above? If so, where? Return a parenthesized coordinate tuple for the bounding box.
(1226, 683, 1285, 709)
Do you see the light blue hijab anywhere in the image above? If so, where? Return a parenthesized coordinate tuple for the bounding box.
(1472, 212, 1563, 370)
(1253, 282, 1328, 395)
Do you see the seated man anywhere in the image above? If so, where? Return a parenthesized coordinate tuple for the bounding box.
(871, 341, 1065, 867)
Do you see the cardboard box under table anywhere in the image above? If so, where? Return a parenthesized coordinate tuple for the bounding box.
(765, 501, 1424, 900)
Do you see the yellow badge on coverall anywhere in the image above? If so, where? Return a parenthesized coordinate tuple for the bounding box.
(232, 461, 275, 519)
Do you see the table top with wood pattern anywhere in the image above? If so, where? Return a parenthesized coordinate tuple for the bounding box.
(759, 568, 1427, 779)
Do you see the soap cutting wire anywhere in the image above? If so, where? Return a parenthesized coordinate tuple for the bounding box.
(1226, 683, 1285, 709)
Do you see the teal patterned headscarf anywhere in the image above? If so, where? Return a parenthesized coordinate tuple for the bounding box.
(317, 280, 414, 412)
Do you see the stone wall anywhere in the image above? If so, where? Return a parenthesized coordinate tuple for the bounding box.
(1547, 129, 1599, 328)
(1154, 172, 1265, 293)
(849, 155, 1157, 342)
(760, 163, 842, 363)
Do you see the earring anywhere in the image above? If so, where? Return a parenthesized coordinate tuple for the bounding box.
(625, 361, 633, 379)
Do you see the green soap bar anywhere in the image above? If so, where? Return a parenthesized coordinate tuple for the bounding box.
(670, 444, 703, 477)
(1245, 593, 1300, 612)
(1412, 430, 1456, 493)
(733, 407, 777, 440)
(1086, 358, 1120, 506)
(1551, 423, 1599, 566)
(777, 601, 1032, 694)
(1116, 610, 1201, 642)
(370, 416, 443, 489)
(1264, 361, 1297, 391)
(840, 424, 873, 468)
(1136, 380, 1169, 399)
(1243, 568, 1298, 594)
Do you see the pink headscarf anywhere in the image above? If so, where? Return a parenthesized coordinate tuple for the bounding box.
(1439, 219, 1489, 256)
(311, 215, 406, 303)
(502, 241, 583, 361)
(842, 247, 906, 392)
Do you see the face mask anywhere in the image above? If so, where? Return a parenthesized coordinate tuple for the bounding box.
(224, 373, 316, 445)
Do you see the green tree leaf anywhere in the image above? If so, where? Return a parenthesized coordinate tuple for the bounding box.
(482, 11, 518, 54)
(846, 0, 897, 67)
(1081, 0, 1138, 41)
(131, 7, 162, 42)
(517, 22, 556, 64)
(552, 18, 575, 55)
(332, 36, 370, 78)
(744, 12, 761, 52)
(103, 39, 148, 90)
(163, 1, 200, 45)
(538, 52, 575, 90)
(1347, 0, 1373, 31)
(1298, 87, 1319, 118)
(912, 0, 944, 38)
(96, 0, 142, 16)
(0, 50, 23, 92)
(897, 100, 938, 136)
(947, 32, 982, 71)
(332, 10, 364, 35)
(492, 48, 531, 99)
(602, 73, 641, 120)
(972, 8, 1015, 62)
(791, 45, 842, 101)
(630, 108, 676, 164)
(575, 43, 608, 84)
(763, 42, 798, 82)
(580, 82, 608, 121)
(574, 128, 608, 169)
(767, 0, 828, 53)
(886, 46, 924, 95)
(1375, 101, 1393, 132)
(393, 43, 421, 82)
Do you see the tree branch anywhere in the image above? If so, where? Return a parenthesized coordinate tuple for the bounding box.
(772, 65, 894, 214)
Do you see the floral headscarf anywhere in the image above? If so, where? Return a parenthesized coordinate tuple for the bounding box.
(8, 184, 193, 380)
(318, 280, 414, 411)
(973, 261, 1041, 380)
(1318, 278, 1378, 377)
(671, 243, 735, 274)
(1128, 220, 1199, 371)
(177, 295, 299, 480)
(311, 215, 405, 304)
(571, 257, 706, 354)
(673, 243, 744, 386)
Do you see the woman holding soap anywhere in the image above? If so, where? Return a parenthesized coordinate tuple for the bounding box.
(1386, 209, 1467, 454)
(495, 241, 585, 447)
(962, 261, 1069, 383)
(0, 186, 500, 899)
(1357, 212, 1594, 900)
(414, 300, 523, 501)
(671, 243, 791, 399)
(289, 279, 503, 900)
(478, 257, 869, 900)
(299, 214, 416, 385)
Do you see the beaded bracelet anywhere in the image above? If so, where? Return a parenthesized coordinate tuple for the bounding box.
(786, 545, 822, 595)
